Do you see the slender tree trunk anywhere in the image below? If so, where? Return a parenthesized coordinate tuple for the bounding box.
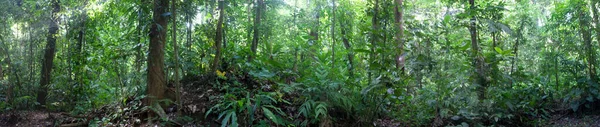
(511, 20, 524, 76)
(136, 1, 144, 74)
(171, 0, 181, 115)
(590, 0, 600, 82)
(147, 0, 169, 106)
(212, 0, 225, 71)
(76, 0, 88, 89)
(468, 0, 487, 100)
(340, 19, 354, 78)
(369, 0, 379, 84)
(308, 1, 320, 61)
(394, 0, 404, 71)
(37, 0, 60, 106)
(29, 25, 34, 82)
(186, 0, 192, 49)
(554, 48, 560, 91)
(292, 0, 299, 73)
(578, 3, 597, 84)
(331, 0, 336, 68)
(0, 59, 3, 81)
(249, 0, 263, 62)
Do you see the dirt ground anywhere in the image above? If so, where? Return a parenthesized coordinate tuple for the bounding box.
(0, 110, 60, 127)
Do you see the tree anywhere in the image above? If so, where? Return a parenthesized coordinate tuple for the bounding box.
(212, 0, 225, 71)
(147, 0, 169, 106)
(172, 0, 181, 115)
(394, 0, 404, 71)
(37, 0, 61, 106)
(340, 15, 354, 78)
(589, 0, 600, 82)
(369, 0, 379, 82)
(331, 0, 336, 68)
(249, 0, 264, 62)
(576, 0, 597, 84)
(467, 0, 488, 100)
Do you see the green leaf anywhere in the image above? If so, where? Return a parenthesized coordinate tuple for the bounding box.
(443, 14, 451, 25)
(494, 47, 503, 54)
(221, 111, 233, 127)
(262, 107, 280, 124)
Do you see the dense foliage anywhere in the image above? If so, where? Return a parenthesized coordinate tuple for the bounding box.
(0, 0, 599, 126)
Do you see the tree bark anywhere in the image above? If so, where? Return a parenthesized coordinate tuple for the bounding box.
(578, 3, 597, 84)
(75, 0, 88, 89)
(147, 0, 169, 106)
(340, 18, 354, 78)
(0, 59, 3, 81)
(369, 0, 379, 83)
(394, 0, 404, 72)
(331, 0, 336, 68)
(171, 0, 181, 115)
(590, 0, 600, 82)
(212, 0, 225, 71)
(37, 0, 60, 106)
(511, 20, 524, 76)
(249, 0, 263, 62)
(468, 0, 487, 100)
(136, 1, 144, 74)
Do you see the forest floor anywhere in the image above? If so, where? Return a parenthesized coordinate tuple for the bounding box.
(1, 73, 599, 126)
(1, 109, 600, 126)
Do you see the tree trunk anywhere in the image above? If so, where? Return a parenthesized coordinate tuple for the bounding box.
(394, 0, 404, 71)
(76, 0, 88, 89)
(147, 0, 169, 106)
(0, 59, 3, 81)
(468, 0, 487, 100)
(171, 0, 181, 115)
(340, 19, 354, 78)
(578, 3, 597, 84)
(37, 0, 60, 106)
(308, 2, 320, 61)
(511, 20, 524, 76)
(29, 25, 34, 82)
(212, 0, 225, 71)
(249, 0, 263, 62)
(331, 0, 336, 68)
(590, 0, 600, 82)
(136, 1, 144, 74)
(369, 0, 379, 83)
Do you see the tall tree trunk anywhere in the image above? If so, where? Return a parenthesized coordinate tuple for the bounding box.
(331, 0, 336, 68)
(511, 20, 524, 76)
(249, 0, 263, 62)
(369, 0, 379, 83)
(147, 0, 169, 106)
(394, 0, 404, 72)
(29, 25, 34, 82)
(37, 0, 60, 106)
(186, 0, 192, 49)
(212, 0, 225, 71)
(76, 0, 88, 90)
(468, 0, 487, 100)
(578, 3, 597, 84)
(0, 59, 3, 81)
(590, 0, 600, 82)
(136, 1, 144, 74)
(292, 0, 299, 73)
(308, 1, 320, 61)
(340, 18, 354, 78)
(171, 0, 181, 115)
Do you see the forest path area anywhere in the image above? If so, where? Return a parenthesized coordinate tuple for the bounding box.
(0, 110, 62, 127)
(546, 113, 600, 127)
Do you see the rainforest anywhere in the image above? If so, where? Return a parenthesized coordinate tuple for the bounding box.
(0, 0, 600, 126)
